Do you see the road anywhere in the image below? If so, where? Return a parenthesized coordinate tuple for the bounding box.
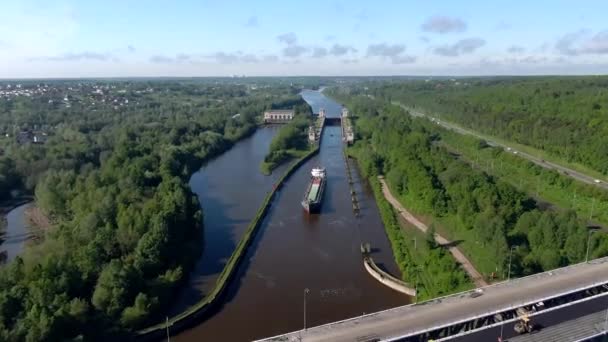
(450, 293, 608, 342)
(378, 178, 488, 287)
(257, 257, 608, 342)
(392, 102, 608, 191)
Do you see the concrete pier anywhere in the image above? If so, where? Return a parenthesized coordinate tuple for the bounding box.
(363, 257, 416, 296)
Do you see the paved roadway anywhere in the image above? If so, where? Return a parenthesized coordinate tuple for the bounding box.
(257, 258, 608, 342)
(378, 178, 487, 287)
(449, 295, 608, 342)
(392, 102, 608, 191)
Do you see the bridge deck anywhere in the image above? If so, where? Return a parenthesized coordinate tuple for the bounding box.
(257, 257, 608, 342)
(507, 309, 607, 342)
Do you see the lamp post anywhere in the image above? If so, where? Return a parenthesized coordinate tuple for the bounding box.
(586, 229, 596, 263)
(507, 246, 517, 281)
(303, 288, 310, 331)
(165, 316, 171, 342)
(604, 306, 608, 334)
(414, 266, 421, 303)
(499, 321, 504, 341)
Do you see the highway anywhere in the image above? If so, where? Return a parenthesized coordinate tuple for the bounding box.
(392, 102, 608, 191)
(449, 294, 608, 342)
(257, 257, 608, 342)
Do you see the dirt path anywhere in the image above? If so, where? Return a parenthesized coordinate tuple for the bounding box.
(378, 177, 488, 287)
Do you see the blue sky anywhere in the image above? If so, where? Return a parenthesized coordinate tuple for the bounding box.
(1, 0, 608, 77)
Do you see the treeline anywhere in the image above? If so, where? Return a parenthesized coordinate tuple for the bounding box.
(0, 81, 315, 340)
(439, 130, 608, 226)
(261, 99, 313, 174)
(329, 90, 608, 285)
(0, 82, 300, 198)
(352, 77, 608, 175)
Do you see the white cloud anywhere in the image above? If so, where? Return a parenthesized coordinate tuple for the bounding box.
(422, 16, 467, 34)
(433, 38, 486, 56)
(34, 52, 114, 62)
(312, 47, 328, 58)
(507, 45, 525, 54)
(330, 44, 357, 56)
(366, 43, 416, 64)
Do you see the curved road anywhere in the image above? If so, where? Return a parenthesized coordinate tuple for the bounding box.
(392, 102, 608, 191)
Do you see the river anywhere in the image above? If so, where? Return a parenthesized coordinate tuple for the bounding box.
(0, 202, 32, 264)
(169, 125, 288, 313)
(173, 90, 409, 341)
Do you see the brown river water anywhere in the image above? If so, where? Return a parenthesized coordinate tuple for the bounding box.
(170, 90, 410, 341)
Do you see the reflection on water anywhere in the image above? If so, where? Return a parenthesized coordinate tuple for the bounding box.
(1, 202, 33, 264)
(174, 90, 409, 342)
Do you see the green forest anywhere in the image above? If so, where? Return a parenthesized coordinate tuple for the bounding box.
(0, 79, 315, 341)
(357, 77, 608, 176)
(328, 88, 608, 297)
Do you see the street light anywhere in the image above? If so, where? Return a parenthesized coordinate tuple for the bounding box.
(499, 321, 504, 341)
(586, 229, 597, 263)
(303, 288, 310, 331)
(507, 246, 517, 281)
(165, 316, 171, 342)
(605, 306, 608, 334)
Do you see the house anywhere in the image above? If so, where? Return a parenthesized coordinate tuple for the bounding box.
(264, 109, 294, 123)
(16, 131, 33, 144)
(16, 131, 47, 145)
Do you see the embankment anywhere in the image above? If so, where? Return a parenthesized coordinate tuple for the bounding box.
(136, 145, 320, 341)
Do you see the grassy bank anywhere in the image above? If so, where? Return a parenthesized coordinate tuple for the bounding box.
(260, 147, 313, 175)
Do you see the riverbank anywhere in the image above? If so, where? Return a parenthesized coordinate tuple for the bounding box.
(349, 154, 472, 301)
(137, 145, 320, 340)
(260, 147, 312, 175)
(0, 197, 33, 218)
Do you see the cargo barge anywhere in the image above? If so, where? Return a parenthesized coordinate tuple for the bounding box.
(302, 167, 326, 213)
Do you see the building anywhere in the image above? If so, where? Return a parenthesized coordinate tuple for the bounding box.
(16, 130, 47, 145)
(342, 108, 349, 117)
(264, 109, 294, 123)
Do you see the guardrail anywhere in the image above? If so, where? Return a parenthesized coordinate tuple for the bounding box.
(136, 145, 320, 341)
(389, 279, 608, 341)
(436, 286, 608, 341)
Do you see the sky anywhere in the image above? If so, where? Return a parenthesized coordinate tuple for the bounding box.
(1, 0, 608, 77)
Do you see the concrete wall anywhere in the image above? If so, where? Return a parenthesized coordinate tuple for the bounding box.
(364, 257, 416, 296)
